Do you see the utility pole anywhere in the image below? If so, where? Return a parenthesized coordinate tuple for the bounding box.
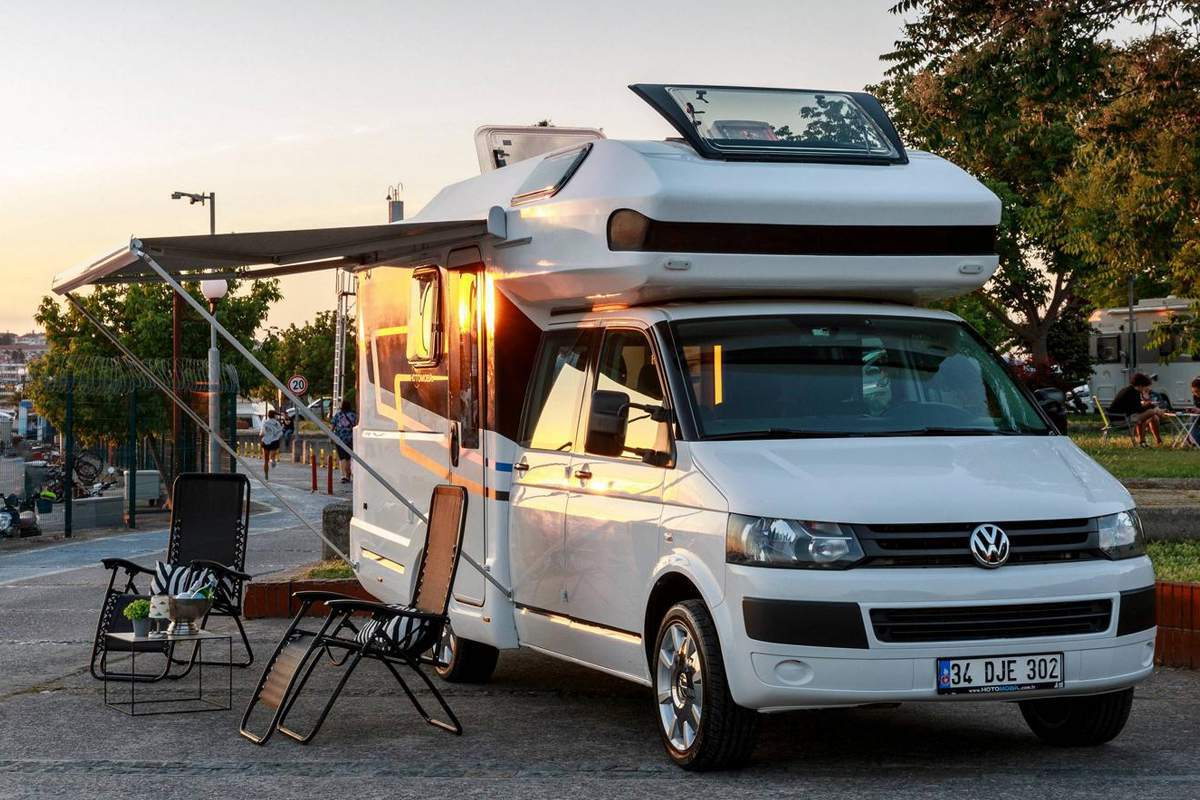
(1127, 275, 1137, 377)
(169, 191, 216, 479)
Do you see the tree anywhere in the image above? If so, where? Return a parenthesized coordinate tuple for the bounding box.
(260, 310, 356, 406)
(872, 1, 1200, 364)
(29, 279, 280, 445)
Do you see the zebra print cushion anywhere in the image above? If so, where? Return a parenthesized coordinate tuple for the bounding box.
(149, 562, 217, 598)
(353, 605, 427, 651)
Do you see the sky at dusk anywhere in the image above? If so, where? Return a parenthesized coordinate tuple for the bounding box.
(2, 1, 908, 334)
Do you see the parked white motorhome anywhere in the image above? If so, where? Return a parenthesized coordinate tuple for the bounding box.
(54, 84, 1155, 771)
(1089, 297, 1199, 409)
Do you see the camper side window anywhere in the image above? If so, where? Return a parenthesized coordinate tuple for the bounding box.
(407, 268, 442, 367)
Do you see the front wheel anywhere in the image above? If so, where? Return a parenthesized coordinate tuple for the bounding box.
(653, 599, 759, 770)
(433, 625, 499, 684)
(1019, 688, 1134, 746)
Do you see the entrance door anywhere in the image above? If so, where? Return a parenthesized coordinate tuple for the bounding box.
(447, 266, 486, 605)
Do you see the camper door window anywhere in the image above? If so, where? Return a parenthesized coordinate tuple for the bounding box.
(407, 268, 442, 367)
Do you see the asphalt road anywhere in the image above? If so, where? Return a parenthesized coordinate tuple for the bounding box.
(2, 469, 1198, 799)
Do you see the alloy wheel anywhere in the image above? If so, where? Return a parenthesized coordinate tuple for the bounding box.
(656, 620, 704, 751)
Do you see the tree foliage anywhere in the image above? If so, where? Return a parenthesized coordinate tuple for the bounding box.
(30, 280, 280, 444)
(260, 310, 356, 406)
(873, 1, 1200, 365)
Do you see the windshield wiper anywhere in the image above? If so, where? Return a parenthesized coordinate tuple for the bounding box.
(702, 429, 870, 441)
(878, 427, 1013, 437)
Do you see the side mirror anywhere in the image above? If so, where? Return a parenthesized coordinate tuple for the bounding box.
(586, 390, 629, 457)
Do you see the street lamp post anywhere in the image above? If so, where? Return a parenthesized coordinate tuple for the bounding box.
(169, 191, 215, 477)
(201, 279, 229, 472)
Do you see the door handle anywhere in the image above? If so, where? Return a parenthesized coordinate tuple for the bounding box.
(513, 459, 529, 474)
(573, 466, 592, 481)
(449, 423, 460, 467)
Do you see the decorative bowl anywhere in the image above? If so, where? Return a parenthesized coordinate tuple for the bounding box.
(166, 597, 212, 636)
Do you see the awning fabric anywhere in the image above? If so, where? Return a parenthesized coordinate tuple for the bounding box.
(52, 206, 507, 294)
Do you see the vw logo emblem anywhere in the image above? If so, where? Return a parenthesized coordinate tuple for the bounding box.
(969, 523, 1010, 568)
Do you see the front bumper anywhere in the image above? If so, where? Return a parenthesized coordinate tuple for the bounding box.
(714, 559, 1157, 711)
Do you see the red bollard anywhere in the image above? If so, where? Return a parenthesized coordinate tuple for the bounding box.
(327, 454, 334, 495)
(310, 452, 318, 492)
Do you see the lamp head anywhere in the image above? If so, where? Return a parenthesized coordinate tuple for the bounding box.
(200, 279, 229, 302)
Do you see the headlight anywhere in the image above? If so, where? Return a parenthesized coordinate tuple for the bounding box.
(1098, 510, 1145, 560)
(727, 514, 864, 569)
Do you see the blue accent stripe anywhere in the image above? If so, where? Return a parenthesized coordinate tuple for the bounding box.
(494, 462, 514, 473)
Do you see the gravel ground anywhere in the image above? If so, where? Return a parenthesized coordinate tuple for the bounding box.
(2, 466, 1198, 799)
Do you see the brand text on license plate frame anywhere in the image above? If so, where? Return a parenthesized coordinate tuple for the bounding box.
(936, 652, 1064, 695)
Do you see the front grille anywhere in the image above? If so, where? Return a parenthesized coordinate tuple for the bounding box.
(853, 518, 1100, 567)
(870, 599, 1113, 643)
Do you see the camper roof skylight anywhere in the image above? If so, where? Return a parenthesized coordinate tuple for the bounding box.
(630, 84, 907, 165)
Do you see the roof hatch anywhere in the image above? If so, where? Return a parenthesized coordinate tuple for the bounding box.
(630, 83, 907, 165)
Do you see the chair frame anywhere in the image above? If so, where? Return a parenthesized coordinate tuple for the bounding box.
(90, 473, 253, 683)
(240, 485, 466, 745)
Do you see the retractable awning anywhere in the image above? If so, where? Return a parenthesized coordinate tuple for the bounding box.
(52, 205, 507, 294)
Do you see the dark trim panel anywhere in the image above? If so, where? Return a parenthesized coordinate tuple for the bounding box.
(607, 209, 996, 257)
(743, 598, 869, 649)
(1117, 586, 1157, 636)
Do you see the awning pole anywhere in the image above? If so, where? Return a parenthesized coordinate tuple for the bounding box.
(64, 293, 352, 564)
(132, 248, 429, 524)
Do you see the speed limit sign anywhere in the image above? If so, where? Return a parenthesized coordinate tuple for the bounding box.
(287, 374, 309, 395)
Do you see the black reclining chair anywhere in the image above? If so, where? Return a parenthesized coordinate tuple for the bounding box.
(90, 472, 253, 682)
(240, 484, 467, 744)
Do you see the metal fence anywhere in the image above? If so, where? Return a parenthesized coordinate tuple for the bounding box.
(19, 356, 241, 536)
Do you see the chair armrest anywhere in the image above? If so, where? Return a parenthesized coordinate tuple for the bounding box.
(188, 559, 252, 583)
(325, 598, 442, 623)
(100, 558, 154, 577)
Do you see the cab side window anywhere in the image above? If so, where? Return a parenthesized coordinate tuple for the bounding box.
(592, 329, 669, 461)
(521, 329, 596, 452)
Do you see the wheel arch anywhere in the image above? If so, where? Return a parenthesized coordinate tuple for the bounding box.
(643, 566, 721, 667)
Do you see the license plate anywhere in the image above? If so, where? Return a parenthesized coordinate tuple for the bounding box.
(936, 652, 1064, 695)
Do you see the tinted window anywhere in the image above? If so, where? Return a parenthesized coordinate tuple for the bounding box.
(592, 329, 668, 460)
(407, 268, 441, 366)
(521, 329, 595, 451)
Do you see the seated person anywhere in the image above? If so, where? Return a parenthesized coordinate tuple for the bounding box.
(1108, 372, 1164, 446)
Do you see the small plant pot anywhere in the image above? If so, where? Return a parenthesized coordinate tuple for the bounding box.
(35, 498, 52, 514)
(131, 618, 151, 638)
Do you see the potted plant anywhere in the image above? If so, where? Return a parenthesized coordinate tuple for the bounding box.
(123, 598, 152, 638)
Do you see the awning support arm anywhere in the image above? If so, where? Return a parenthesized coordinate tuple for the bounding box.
(64, 292, 352, 565)
(134, 248, 429, 524)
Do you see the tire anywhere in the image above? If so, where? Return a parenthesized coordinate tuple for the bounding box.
(1019, 688, 1134, 746)
(433, 625, 499, 684)
(652, 599, 759, 770)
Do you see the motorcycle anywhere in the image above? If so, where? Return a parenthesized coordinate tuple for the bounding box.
(0, 494, 39, 538)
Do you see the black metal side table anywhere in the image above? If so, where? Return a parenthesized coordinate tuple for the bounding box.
(103, 630, 232, 716)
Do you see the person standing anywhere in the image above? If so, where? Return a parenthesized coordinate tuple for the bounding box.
(260, 409, 284, 466)
(1108, 372, 1164, 446)
(331, 400, 357, 484)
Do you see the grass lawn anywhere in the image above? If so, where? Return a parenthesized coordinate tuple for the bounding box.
(1147, 540, 1200, 584)
(1068, 417, 1199, 479)
(306, 559, 355, 580)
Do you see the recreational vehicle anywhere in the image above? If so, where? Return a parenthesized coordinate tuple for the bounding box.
(1089, 296, 1199, 409)
(54, 84, 1156, 770)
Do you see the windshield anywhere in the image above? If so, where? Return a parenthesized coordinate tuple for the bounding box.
(669, 315, 1049, 439)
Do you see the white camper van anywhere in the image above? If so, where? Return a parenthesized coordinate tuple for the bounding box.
(344, 85, 1156, 769)
(52, 84, 1154, 770)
